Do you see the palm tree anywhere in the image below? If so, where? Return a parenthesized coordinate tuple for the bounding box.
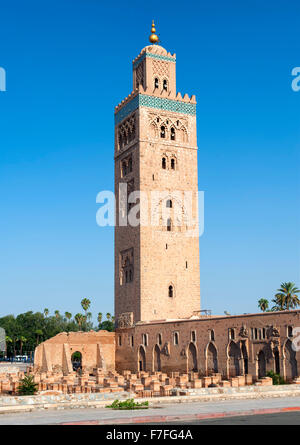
(97, 312, 103, 325)
(65, 312, 72, 321)
(272, 282, 300, 310)
(106, 312, 111, 321)
(5, 336, 12, 357)
(74, 313, 84, 330)
(35, 329, 43, 345)
(17, 336, 27, 355)
(43, 308, 49, 318)
(81, 298, 91, 314)
(258, 298, 269, 312)
(54, 310, 60, 319)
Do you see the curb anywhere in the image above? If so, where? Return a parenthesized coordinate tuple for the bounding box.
(61, 406, 300, 425)
(2, 389, 300, 415)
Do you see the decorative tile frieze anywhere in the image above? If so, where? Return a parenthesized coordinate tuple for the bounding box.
(115, 94, 196, 124)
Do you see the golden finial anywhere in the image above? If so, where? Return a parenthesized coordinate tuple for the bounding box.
(149, 20, 159, 44)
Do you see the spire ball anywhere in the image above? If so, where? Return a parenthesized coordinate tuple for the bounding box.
(149, 20, 159, 44)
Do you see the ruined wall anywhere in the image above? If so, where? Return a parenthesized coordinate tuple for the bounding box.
(115, 310, 300, 381)
(34, 331, 115, 375)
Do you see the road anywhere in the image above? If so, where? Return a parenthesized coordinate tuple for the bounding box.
(1, 396, 300, 425)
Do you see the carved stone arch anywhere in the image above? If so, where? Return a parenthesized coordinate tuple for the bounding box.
(153, 344, 161, 372)
(179, 125, 188, 143)
(257, 349, 266, 378)
(160, 122, 169, 139)
(283, 338, 298, 380)
(153, 191, 188, 232)
(205, 341, 218, 374)
(138, 345, 146, 372)
(187, 342, 198, 372)
(153, 76, 160, 90)
(162, 77, 169, 92)
(149, 120, 158, 139)
(227, 341, 241, 378)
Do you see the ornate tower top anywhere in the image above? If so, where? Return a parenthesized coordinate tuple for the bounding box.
(149, 20, 159, 44)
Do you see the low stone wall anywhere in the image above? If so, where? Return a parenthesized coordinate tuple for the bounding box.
(1, 385, 300, 414)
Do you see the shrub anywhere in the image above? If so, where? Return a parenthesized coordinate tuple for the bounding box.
(106, 398, 149, 410)
(18, 375, 38, 395)
(266, 370, 286, 385)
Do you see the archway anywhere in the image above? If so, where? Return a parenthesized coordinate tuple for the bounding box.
(138, 346, 146, 372)
(274, 347, 280, 375)
(153, 345, 161, 372)
(228, 342, 240, 377)
(206, 342, 218, 374)
(258, 350, 266, 378)
(241, 341, 248, 375)
(285, 339, 298, 379)
(188, 343, 198, 372)
(71, 351, 82, 371)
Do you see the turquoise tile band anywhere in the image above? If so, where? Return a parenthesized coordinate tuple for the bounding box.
(115, 94, 196, 125)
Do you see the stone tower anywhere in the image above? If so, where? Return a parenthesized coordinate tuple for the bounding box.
(114, 24, 200, 326)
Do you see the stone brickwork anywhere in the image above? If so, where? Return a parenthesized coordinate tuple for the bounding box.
(116, 310, 300, 382)
(34, 331, 115, 374)
(115, 42, 200, 325)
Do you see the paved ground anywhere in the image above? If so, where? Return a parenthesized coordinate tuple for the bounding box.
(1, 396, 300, 424)
(160, 412, 300, 425)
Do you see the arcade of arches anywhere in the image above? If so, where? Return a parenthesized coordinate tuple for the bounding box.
(116, 311, 300, 382)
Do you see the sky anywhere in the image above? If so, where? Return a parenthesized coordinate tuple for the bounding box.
(0, 0, 299, 321)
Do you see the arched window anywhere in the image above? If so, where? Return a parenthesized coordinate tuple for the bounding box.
(210, 330, 215, 341)
(229, 328, 235, 340)
(191, 331, 196, 342)
(163, 79, 168, 91)
(170, 127, 176, 141)
(288, 326, 293, 337)
(171, 158, 175, 170)
(160, 126, 166, 138)
(167, 218, 172, 231)
(166, 199, 172, 208)
(168, 285, 173, 298)
(142, 334, 148, 346)
(162, 157, 166, 169)
(157, 333, 162, 345)
(154, 78, 159, 89)
(174, 332, 179, 345)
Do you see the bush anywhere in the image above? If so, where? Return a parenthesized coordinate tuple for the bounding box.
(266, 370, 286, 385)
(18, 375, 38, 395)
(106, 399, 149, 410)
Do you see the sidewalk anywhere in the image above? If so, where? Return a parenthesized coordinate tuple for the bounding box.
(62, 406, 300, 425)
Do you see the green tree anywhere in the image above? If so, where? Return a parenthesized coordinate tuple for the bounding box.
(106, 312, 111, 321)
(54, 310, 60, 319)
(97, 312, 103, 326)
(64, 312, 72, 321)
(17, 336, 27, 355)
(74, 313, 84, 330)
(43, 308, 49, 318)
(272, 282, 300, 311)
(35, 329, 43, 345)
(258, 298, 269, 312)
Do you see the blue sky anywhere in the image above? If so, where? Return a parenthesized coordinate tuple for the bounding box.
(0, 0, 299, 320)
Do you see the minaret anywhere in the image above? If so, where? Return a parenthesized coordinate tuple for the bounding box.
(114, 22, 200, 327)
